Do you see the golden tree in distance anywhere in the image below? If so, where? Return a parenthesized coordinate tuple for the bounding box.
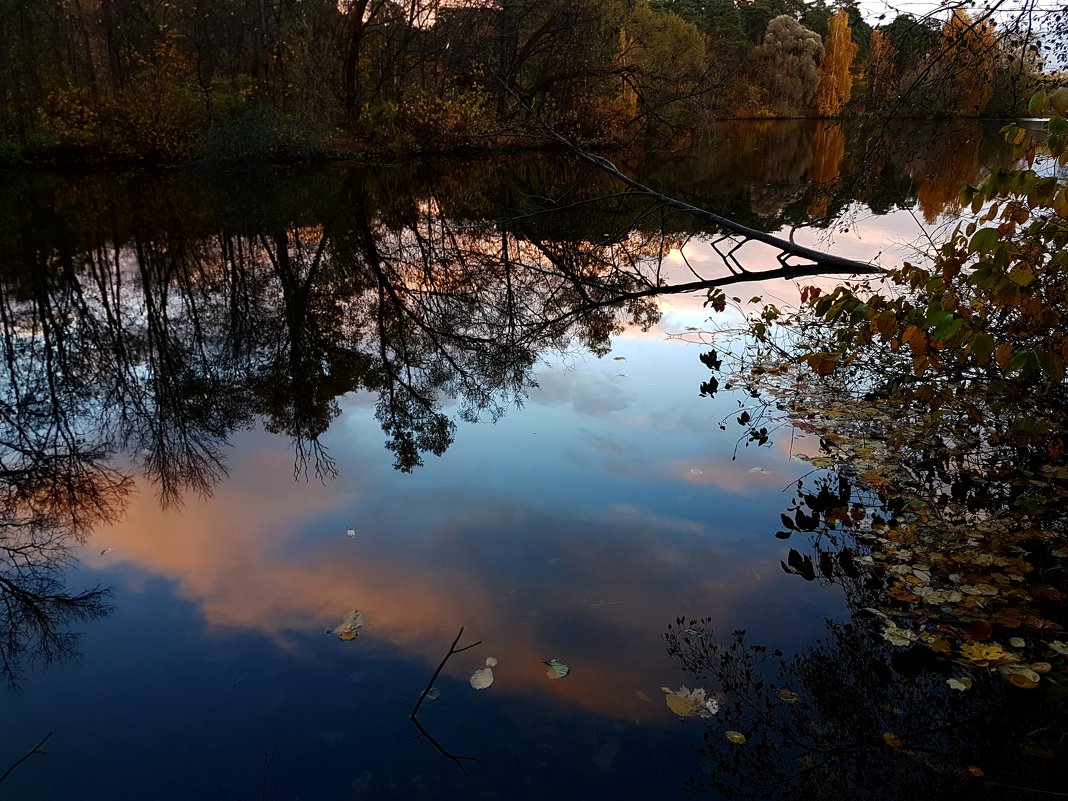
(816, 10, 858, 117)
(940, 9, 997, 116)
(865, 28, 897, 107)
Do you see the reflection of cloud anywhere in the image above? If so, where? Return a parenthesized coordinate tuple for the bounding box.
(529, 365, 632, 416)
(82, 451, 813, 724)
(667, 458, 785, 496)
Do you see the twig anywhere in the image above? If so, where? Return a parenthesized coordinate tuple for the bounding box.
(0, 732, 53, 784)
(408, 627, 483, 774)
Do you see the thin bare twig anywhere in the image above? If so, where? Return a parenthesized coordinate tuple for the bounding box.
(0, 731, 53, 784)
(408, 627, 483, 774)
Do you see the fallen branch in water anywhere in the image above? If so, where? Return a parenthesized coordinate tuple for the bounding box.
(0, 731, 53, 785)
(409, 627, 483, 774)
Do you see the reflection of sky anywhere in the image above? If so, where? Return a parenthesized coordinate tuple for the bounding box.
(1, 171, 942, 800)
(2, 334, 843, 800)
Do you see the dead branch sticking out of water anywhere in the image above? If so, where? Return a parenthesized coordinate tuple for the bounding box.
(409, 627, 483, 774)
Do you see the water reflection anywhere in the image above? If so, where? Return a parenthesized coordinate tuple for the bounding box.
(0, 120, 1043, 797)
(0, 434, 118, 685)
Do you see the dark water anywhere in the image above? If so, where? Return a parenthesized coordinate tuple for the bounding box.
(0, 121, 1059, 800)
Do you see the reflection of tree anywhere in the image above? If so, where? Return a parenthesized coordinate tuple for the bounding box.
(0, 436, 119, 686)
(0, 128, 1028, 494)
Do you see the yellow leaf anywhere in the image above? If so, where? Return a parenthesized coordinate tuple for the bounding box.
(967, 765, 985, 777)
(883, 732, 904, 748)
(725, 731, 747, 744)
(960, 642, 1012, 664)
(665, 693, 697, 717)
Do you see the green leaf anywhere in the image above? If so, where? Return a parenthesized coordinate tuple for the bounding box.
(932, 314, 963, 342)
(543, 658, 571, 679)
(1051, 88, 1068, 115)
(969, 332, 995, 364)
(1028, 91, 1048, 115)
(968, 228, 999, 255)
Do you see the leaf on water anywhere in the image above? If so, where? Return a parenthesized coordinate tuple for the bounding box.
(960, 641, 1013, 664)
(332, 610, 363, 640)
(967, 765, 985, 778)
(1006, 673, 1039, 689)
(724, 731, 746, 744)
(484, 657, 498, 667)
(882, 624, 918, 647)
(543, 658, 570, 679)
(775, 688, 799, 702)
(806, 456, 836, 469)
(470, 666, 494, 690)
(947, 677, 973, 691)
(749, 467, 769, 474)
(346, 527, 357, 538)
(883, 732, 904, 748)
(100, 548, 115, 556)
(999, 664, 1041, 686)
(634, 689, 651, 703)
(1009, 637, 1026, 648)
(662, 686, 719, 719)
(963, 620, 993, 641)
(425, 688, 440, 701)
(613, 356, 627, 361)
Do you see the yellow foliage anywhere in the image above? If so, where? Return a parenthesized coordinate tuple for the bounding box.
(816, 11, 858, 117)
(940, 10, 998, 116)
(865, 29, 896, 106)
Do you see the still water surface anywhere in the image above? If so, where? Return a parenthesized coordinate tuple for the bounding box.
(0, 120, 1047, 799)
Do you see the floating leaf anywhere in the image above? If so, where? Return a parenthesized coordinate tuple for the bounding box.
(947, 677, 973, 691)
(775, 688, 799, 702)
(963, 620, 993, 641)
(469, 666, 494, 690)
(1006, 673, 1039, 689)
(961, 641, 1015, 665)
(662, 686, 719, 719)
(967, 765, 985, 777)
(100, 548, 115, 556)
(346, 527, 357, 538)
(999, 664, 1041, 686)
(484, 657, 497, 667)
(543, 658, 570, 679)
(332, 610, 363, 640)
(883, 732, 904, 748)
(1009, 637, 1026, 648)
(882, 624, 918, 647)
(724, 731, 747, 744)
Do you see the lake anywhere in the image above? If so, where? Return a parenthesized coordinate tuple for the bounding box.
(1, 120, 1061, 800)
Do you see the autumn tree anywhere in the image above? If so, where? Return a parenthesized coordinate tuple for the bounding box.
(619, 4, 710, 135)
(815, 9, 858, 116)
(864, 27, 896, 109)
(930, 9, 998, 116)
(755, 15, 824, 114)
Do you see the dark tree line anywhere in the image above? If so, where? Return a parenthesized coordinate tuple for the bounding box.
(0, 0, 1060, 164)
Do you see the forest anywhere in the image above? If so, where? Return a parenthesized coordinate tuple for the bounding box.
(0, 0, 1064, 164)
